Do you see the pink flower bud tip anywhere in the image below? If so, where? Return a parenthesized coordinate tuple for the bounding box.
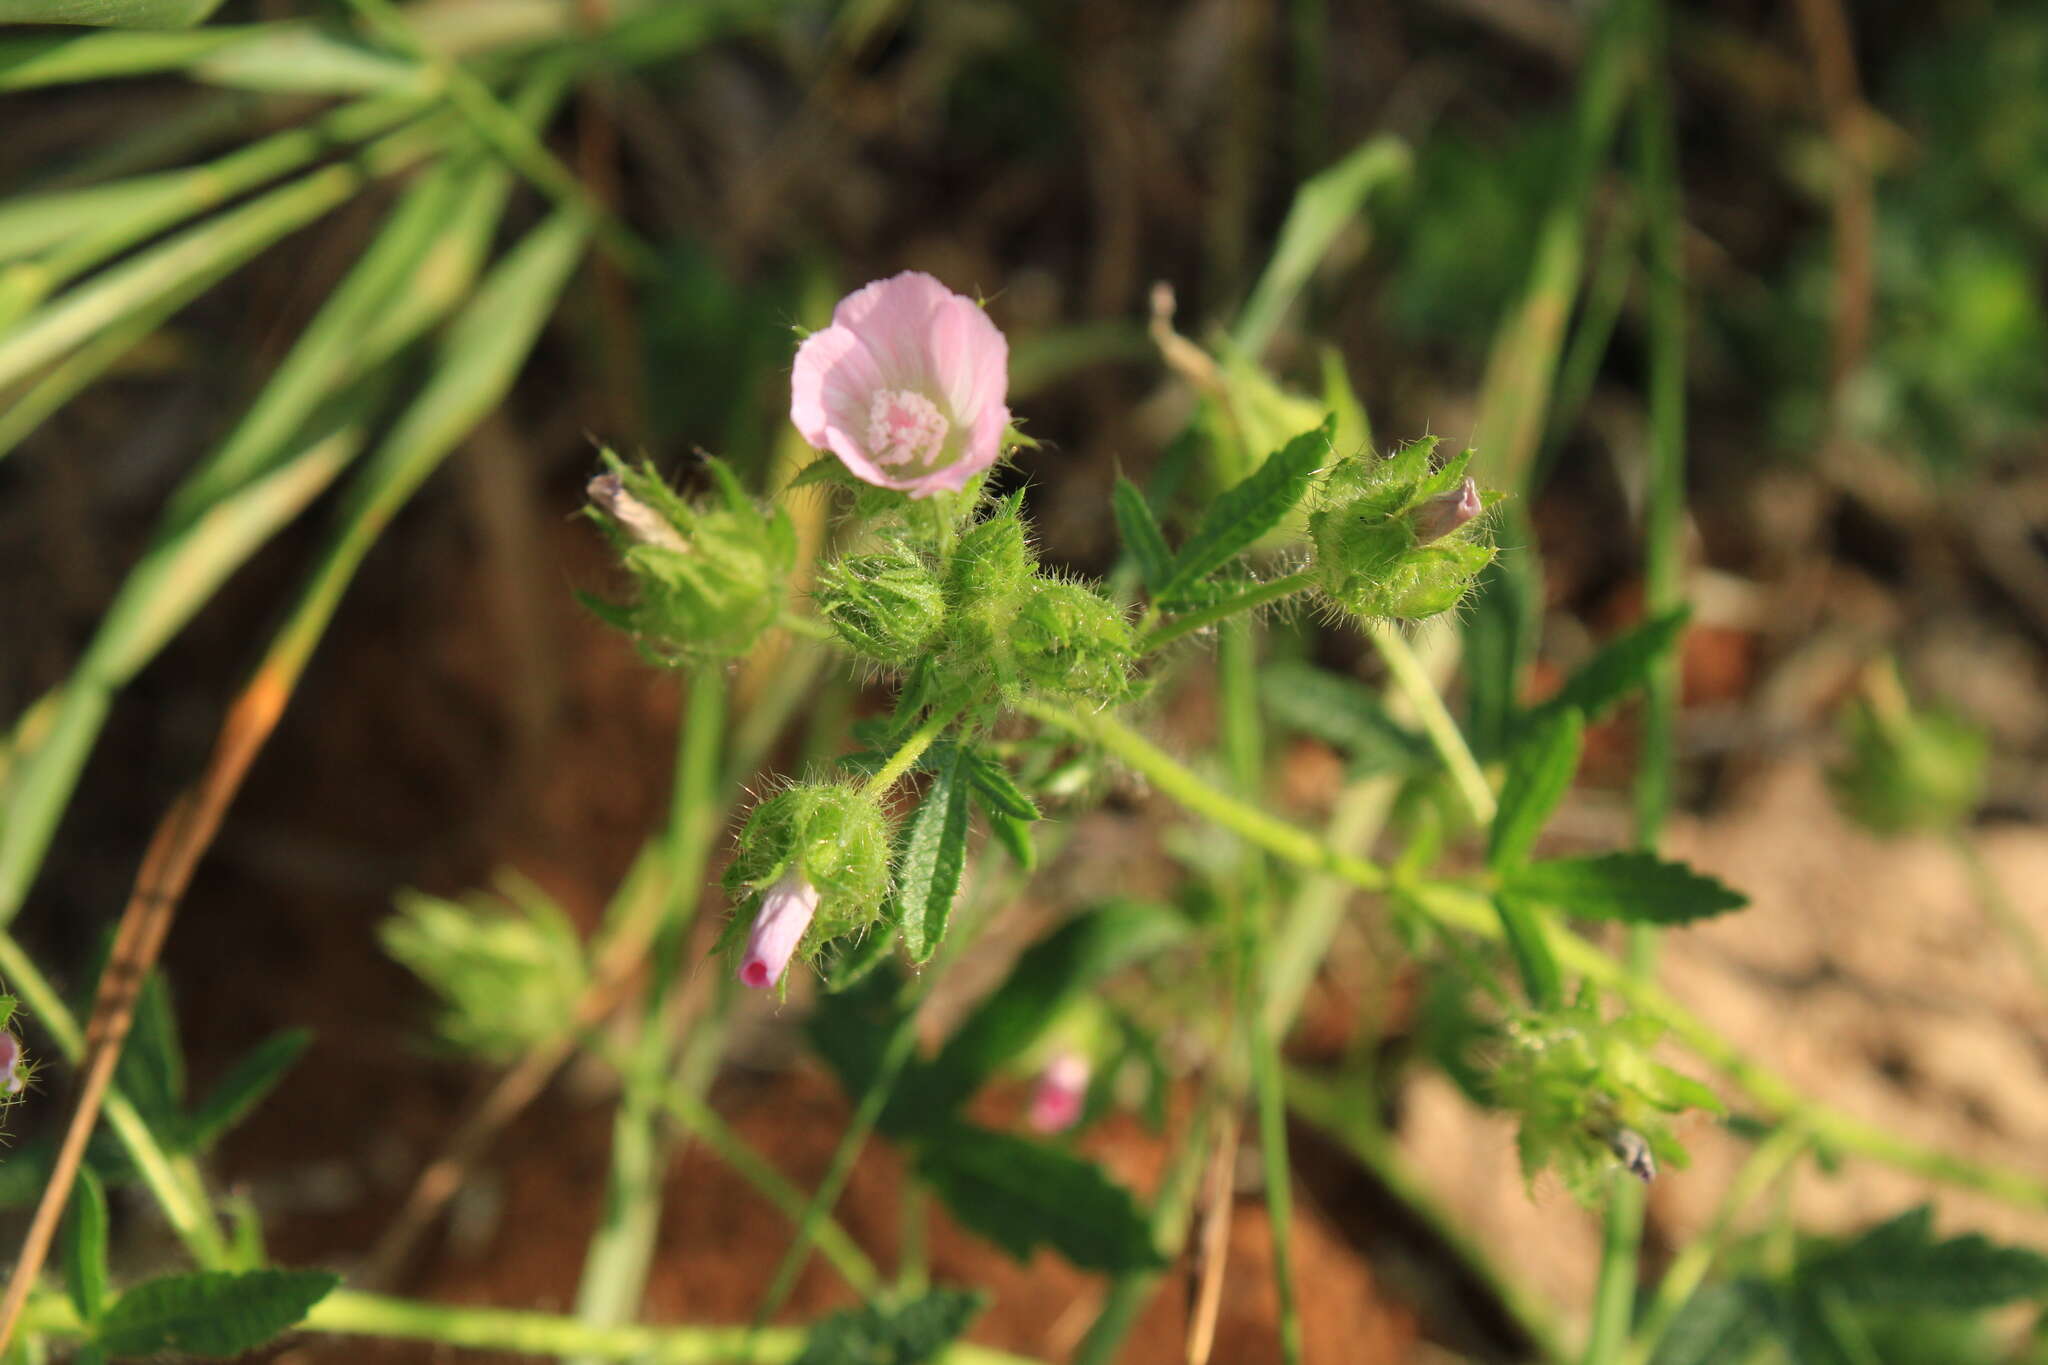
(1028, 1052, 1090, 1134)
(1414, 476, 1482, 544)
(587, 472, 687, 552)
(0, 1031, 24, 1096)
(790, 272, 1011, 499)
(738, 873, 821, 990)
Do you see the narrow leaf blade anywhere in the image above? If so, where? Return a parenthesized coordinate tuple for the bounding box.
(1488, 707, 1583, 870)
(1156, 416, 1331, 602)
(1536, 608, 1689, 724)
(891, 748, 971, 964)
(61, 1164, 110, 1324)
(1504, 852, 1747, 926)
(1111, 476, 1171, 591)
(98, 1270, 339, 1358)
(184, 1029, 310, 1151)
(1492, 892, 1561, 1011)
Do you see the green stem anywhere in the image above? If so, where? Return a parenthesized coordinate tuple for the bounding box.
(749, 1002, 924, 1329)
(1368, 621, 1495, 823)
(1217, 619, 1301, 1365)
(570, 669, 728, 1359)
(663, 1092, 883, 1298)
(1021, 700, 2048, 1209)
(860, 701, 965, 799)
(1622, 1124, 1809, 1365)
(292, 1287, 1045, 1363)
(1141, 569, 1316, 654)
(0, 932, 229, 1269)
(1586, 18, 1687, 1360)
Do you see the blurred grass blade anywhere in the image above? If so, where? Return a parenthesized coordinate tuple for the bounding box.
(189, 23, 424, 93)
(1232, 135, 1409, 359)
(0, 0, 224, 27)
(265, 207, 589, 682)
(0, 111, 454, 376)
(0, 87, 557, 921)
(0, 89, 436, 289)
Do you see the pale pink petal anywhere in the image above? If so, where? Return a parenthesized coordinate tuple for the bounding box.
(926, 294, 1008, 431)
(830, 272, 955, 391)
(791, 324, 885, 450)
(823, 426, 898, 491)
(739, 873, 821, 990)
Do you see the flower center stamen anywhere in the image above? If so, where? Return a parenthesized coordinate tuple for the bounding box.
(867, 389, 950, 469)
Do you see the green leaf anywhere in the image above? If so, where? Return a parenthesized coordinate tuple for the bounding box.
(822, 927, 896, 994)
(1797, 1206, 2048, 1311)
(1649, 1279, 1783, 1365)
(1111, 476, 1172, 591)
(916, 1120, 1163, 1272)
(1464, 558, 1529, 760)
(111, 970, 185, 1136)
(1534, 608, 1690, 725)
(1232, 135, 1409, 358)
(926, 902, 1183, 1109)
(98, 1270, 339, 1357)
(61, 1165, 109, 1324)
(793, 1287, 987, 1365)
(1492, 892, 1561, 1011)
(1503, 852, 1747, 926)
(1155, 417, 1331, 605)
(1488, 707, 1583, 869)
(890, 747, 972, 964)
(1260, 660, 1432, 775)
(984, 808, 1036, 871)
(960, 747, 1039, 821)
(183, 1029, 310, 1151)
(0, 0, 225, 27)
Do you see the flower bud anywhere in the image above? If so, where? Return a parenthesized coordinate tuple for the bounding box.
(1010, 580, 1135, 703)
(725, 782, 893, 944)
(0, 1029, 25, 1097)
(1308, 438, 1496, 622)
(1028, 1051, 1090, 1134)
(945, 495, 1036, 616)
(1411, 476, 1482, 544)
(739, 872, 821, 990)
(585, 454, 796, 667)
(815, 543, 947, 661)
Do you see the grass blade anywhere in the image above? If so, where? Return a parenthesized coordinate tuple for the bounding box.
(0, 0, 224, 28)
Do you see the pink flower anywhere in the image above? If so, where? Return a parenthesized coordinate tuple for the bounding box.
(790, 272, 1010, 499)
(1027, 1051, 1090, 1134)
(738, 872, 820, 990)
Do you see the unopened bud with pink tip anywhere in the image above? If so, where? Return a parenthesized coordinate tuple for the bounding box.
(739, 872, 821, 990)
(0, 1029, 26, 1097)
(1027, 1051, 1091, 1134)
(1412, 475, 1482, 544)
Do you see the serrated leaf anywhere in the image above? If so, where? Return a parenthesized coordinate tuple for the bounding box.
(183, 1029, 309, 1151)
(1260, 660, 1433, 775)
(926, 902, 1183, 1109)
(1154, 417, 1331, 602)
(793, 1287, 987, 1365)
(1649, 1279, 1784, 1365)
(61, 1165, 109, 1324)
(960, 747, 1038, 821)
(891, 747, 972, 964)
(984, 808, 1036, 870)
(98, 1270, 339, 1358)
(1503, 852, 1747, 926)
(1488, 707, 1583, 869)
(1492, 892, 1561, 1011)
(1534, 608, 1690, 724)
(916, 1120, 1163, 1272)
(1112, 476, 1171, 591)
(1797, 1206, 2048, 1310)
